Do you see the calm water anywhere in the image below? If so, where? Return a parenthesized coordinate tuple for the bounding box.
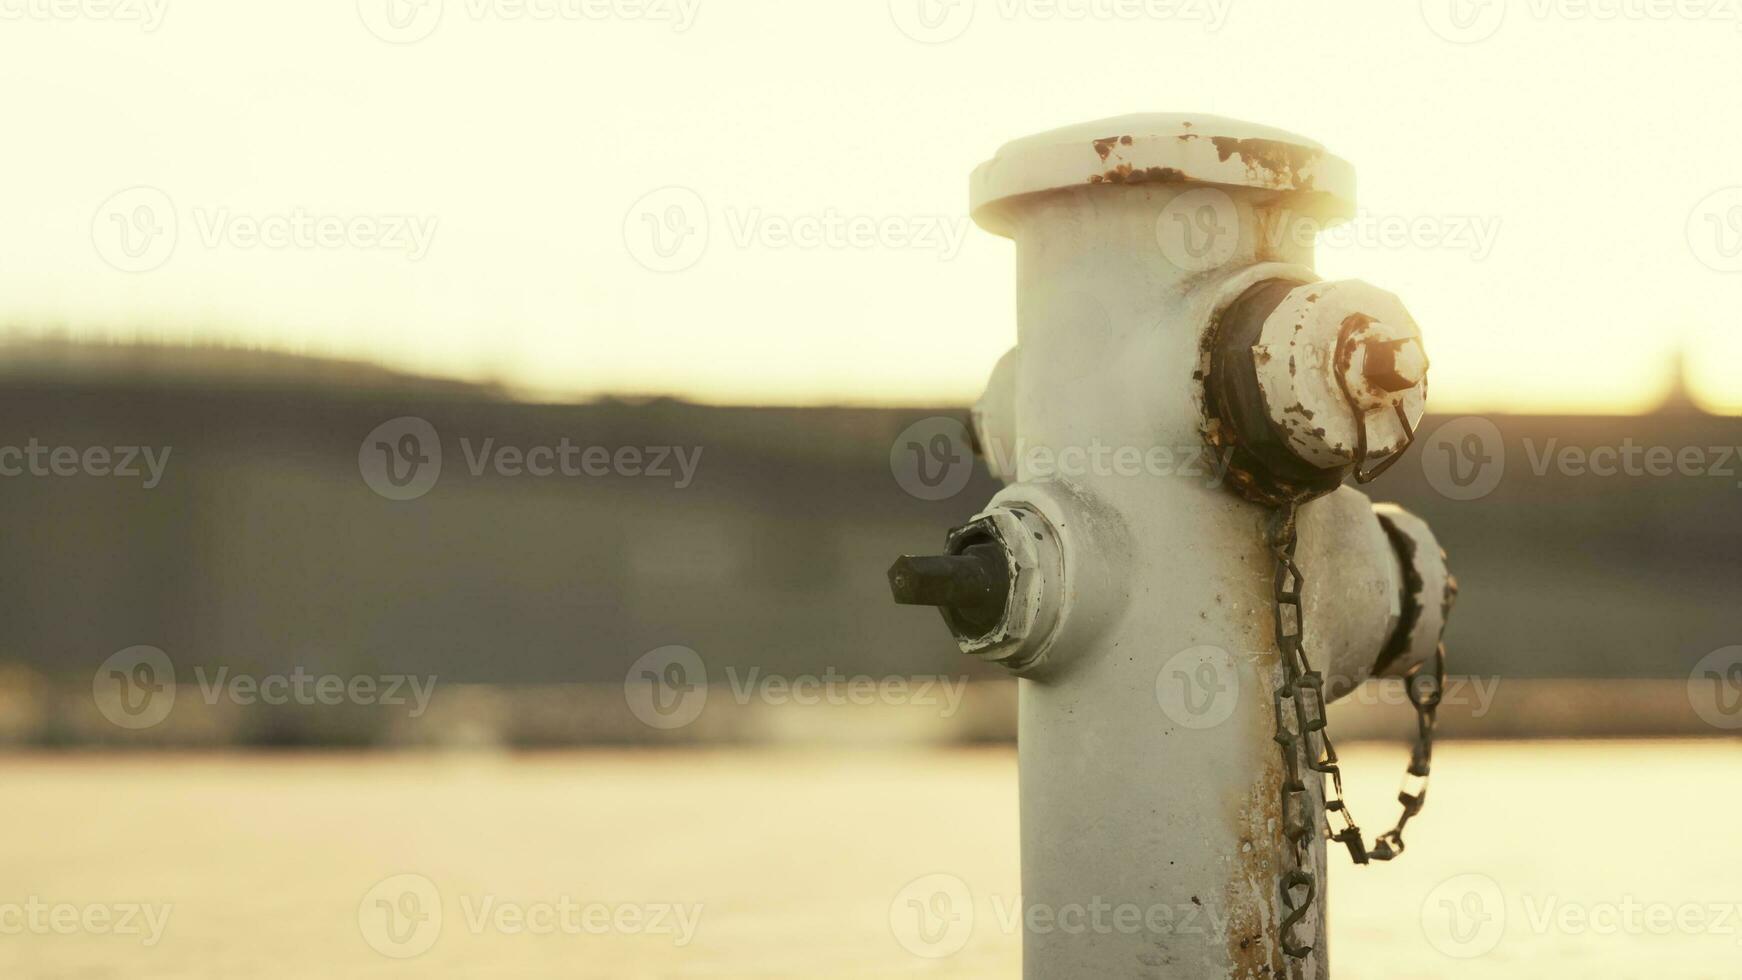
(1, 741, 1737, 978)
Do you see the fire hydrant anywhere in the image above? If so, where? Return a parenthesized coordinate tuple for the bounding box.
(889, 114, 1455, 979)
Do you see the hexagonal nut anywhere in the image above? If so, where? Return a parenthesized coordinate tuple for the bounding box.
(1360, 336, 1428, 393)
(1252, 280, 1429, 471)
(943, 504, 1063, 673)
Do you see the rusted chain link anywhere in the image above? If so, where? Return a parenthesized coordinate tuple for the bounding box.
(1268, 500, 1450, 970)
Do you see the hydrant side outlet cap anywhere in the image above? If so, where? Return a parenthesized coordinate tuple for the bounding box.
(969, 112, 1356, 238)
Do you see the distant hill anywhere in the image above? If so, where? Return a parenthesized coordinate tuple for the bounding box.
(0, 336, 506, 398)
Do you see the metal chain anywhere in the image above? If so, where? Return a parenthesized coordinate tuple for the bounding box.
(1268, 499, 1449, 967)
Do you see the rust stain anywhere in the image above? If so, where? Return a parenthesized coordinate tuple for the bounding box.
(1088, 164, 1188, 185)
(1209, 136, 1320, 192)
(1225, 739, 1285, 978)
(1092, 134, 1134, 161)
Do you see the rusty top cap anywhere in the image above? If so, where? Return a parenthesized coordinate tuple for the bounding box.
(969, 113, 1356, 238)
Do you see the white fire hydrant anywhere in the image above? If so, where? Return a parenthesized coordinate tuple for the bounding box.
(890, 114, 1455, 979)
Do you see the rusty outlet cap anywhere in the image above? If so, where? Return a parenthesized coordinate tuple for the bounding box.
(969, 112, 1355, 238)
(1253, 281, 1429, 472)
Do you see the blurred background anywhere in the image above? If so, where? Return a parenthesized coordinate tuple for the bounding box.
(3, 1, 1742, 977)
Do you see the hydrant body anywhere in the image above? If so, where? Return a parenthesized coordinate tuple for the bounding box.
(892, 114, 1452, 979)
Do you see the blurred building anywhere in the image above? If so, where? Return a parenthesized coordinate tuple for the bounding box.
(0, 340, 1736, 743)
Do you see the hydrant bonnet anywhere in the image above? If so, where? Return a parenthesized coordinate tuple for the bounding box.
(968, 112, 1357, 238)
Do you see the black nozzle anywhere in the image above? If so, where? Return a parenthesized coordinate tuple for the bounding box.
(888, 542, 1010, 637)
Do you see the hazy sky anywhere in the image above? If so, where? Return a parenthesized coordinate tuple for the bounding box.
(2, 0, 1739, 411)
